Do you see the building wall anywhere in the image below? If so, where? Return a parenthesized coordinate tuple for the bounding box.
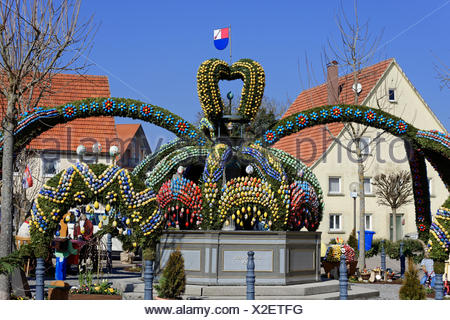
(310, 63, 448, 245)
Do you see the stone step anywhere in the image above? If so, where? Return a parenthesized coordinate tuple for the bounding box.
(123, 286, 379, 300)
(199, 281, 342, 296)
(199, 286, 379, 300)
(127, 280, 345, 297)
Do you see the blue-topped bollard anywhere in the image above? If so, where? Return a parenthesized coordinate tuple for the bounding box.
(246, 251, 255, 300)
(435, 273, 444, 300)
(339, 254, 348, 300)
(35, 257, 45, 300)
(106, 233, 113, 273)
(400, 241, 405, 279)
(381, 240, 386, 281)
(144, 260, 154, 300)
(381, 240, 386, 270)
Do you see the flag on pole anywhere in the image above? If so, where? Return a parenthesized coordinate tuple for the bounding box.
(23, 165, 33, 189)
(214, 27, 229, 50)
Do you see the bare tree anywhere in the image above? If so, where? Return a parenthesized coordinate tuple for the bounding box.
(12, 148, 42, 234)
(323, 0, 383, 269)
(372, 171, 413, 241)
(0, 0, 95, 299)
(431, 52, 449, 90)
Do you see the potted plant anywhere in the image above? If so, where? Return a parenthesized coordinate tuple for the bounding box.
(360, 268, 371, 282)
(155, 249, 186, 299)
(68, 269, 121, 300)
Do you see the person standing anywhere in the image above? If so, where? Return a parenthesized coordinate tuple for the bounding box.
(420, 251, 435, 288)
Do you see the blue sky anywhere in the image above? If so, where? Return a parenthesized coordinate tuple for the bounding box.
(80, 0, 449, 150)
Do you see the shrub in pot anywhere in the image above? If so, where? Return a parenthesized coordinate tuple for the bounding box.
(155, 249, 186, 299)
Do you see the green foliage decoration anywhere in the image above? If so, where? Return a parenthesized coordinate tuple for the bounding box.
(145, 146, 209, 191)
(428, 199, 450, 264)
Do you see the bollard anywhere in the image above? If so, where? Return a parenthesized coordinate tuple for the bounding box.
(339, 254, 348, 300)
(106, 233, 113, 273)
(35, 257, 45, 300)
(144, 260, 154, 300)
(246, 251, 255, 300)
(435, 273, 444, 300)
(400, 241, 405, 279)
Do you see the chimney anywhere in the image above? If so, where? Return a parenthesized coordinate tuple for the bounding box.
(327, 61, 339, 105)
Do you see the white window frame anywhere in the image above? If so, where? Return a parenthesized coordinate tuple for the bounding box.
(365, 214, 373, 230)
(428, 178, 433, 196)
(388, 88, 396, 102)
(363, 177, 372, 195)
(329, 214, 342, 231)
(328, 177, 342, 194)
(42, 156, 59, 178)
(359, 137, 371, 155)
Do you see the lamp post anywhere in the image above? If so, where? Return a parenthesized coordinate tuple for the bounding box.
(350, 182, 358, 232)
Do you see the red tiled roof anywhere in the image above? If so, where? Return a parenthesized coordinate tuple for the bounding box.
(274, 59, 393, 166)
(115, 124, 141, 153)
(0, 73, 114, 152)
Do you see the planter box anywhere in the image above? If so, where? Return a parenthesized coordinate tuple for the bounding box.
(156, 230, 321, 286)
(68, 294, 122, 300)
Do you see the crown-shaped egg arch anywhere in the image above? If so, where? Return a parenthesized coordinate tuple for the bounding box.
(197, 58, 265, 122)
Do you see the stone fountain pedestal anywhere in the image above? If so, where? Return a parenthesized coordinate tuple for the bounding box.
(156, 230, 321, 286)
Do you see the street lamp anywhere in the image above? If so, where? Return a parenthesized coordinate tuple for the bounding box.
(76, 144, 86, 162)
(350, 182, 358, 232)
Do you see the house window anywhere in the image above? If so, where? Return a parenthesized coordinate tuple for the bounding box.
(365, 214, 372, 230)
(329, 214, 342, 231)
(388, 89, 396, 102)
(363, 178, 372, 195)
(328, 177, 341, 194)
(42, 157, 59, 177)
(359, 137, 371, 155)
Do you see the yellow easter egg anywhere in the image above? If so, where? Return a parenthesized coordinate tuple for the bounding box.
(94, 201, 99, 209)
(105, 204, 111, 212)
(112, 220, 117, 227)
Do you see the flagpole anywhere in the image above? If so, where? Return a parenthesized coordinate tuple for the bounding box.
(229, 25, 232, 65)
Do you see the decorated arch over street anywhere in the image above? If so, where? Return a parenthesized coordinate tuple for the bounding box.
(261, 104, 450, 241)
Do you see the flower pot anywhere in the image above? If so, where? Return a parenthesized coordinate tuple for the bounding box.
(68, 294, 122, 300)
(361, 273, 371, 282)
